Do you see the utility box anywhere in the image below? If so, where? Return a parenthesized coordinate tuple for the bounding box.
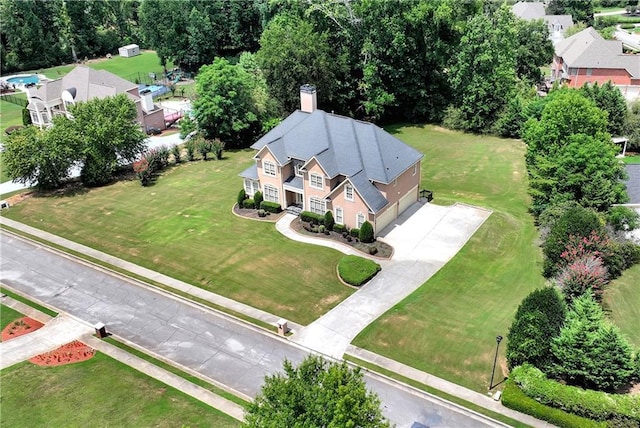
(94, 322, 107, 338)
(277, 319, 289, 336)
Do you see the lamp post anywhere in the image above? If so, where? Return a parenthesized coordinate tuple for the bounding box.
(489, 335, 503, 390)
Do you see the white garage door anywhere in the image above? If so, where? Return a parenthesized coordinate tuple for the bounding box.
(398, 185, 419, 214)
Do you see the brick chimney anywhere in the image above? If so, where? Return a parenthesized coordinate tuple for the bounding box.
(300, 84, 317, 113)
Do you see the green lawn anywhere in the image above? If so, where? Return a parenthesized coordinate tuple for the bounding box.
(603, 263, 640, 347)
(0, 352, 239, 427)
(1, 151, 353, 325)
(353, 125, 546, 392)
(622, 154, 640, 164)
(0, 304, 24, 332)
(19, 50, 174, 82)
(0, 93, 27, 143)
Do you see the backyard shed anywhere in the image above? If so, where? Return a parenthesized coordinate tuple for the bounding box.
(118, 44, 140, 58)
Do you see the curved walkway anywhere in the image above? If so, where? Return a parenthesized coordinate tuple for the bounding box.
(283, 202, 492, 359)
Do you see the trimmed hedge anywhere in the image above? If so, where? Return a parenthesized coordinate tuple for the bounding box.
(359, 221, 374, 243)
(350, 228, 360, 238)
(300, 211, 324, 225)
(509, 365, 640, 425)
(333, 224, 346, 234)
(237, 189, 246, 206)
(243, 198, 255, 209)
(502, 380, 605, 428)
(260, 201, 281, 213)
(337, 255, 381, 286)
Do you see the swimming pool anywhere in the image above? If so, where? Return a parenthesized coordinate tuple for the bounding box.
(6, 74, 40, 85)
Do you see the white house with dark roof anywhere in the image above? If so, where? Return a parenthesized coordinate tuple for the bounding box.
(26, 66, 165, 132)
(511, 1, 574, 44)
(240, 85, 424, 234)
(551, 27, 640, 99)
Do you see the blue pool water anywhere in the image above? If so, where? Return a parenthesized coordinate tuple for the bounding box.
(7, 74, 40, 85)
(138, 84, 169, 98)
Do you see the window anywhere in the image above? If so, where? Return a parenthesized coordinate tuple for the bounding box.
(309, 197, 325, 215)
(335, 207, 343, 225)
(294, 161, 304, 177)
(413, 164, 417, 176)
(393, 179, 397, 187)
(30, 112, 39, 124)
(569, 67, 577, 76)
(264, 185, 279, 203)
(356, 212, 365, 228)
(586, 68, 593, 76)
(244, 179, 260, 196)
(345, 184, 354, 201)
(263, 161, 276, 176)
(310, 173, 324, 189)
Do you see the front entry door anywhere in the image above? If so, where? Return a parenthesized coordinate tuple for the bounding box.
(295, 193, 303, 206)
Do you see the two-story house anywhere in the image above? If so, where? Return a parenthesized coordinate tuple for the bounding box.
(240, 85, 424, 235)
(26, 66, 166, 132)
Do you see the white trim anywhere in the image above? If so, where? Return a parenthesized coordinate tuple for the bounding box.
(345, 184, 354, 201)
(309, 196, 325, 215)
(263, 160, 276, 176)
(310, 172, 324, 190)
(335, 207, 344, 225)
(264, 184, 279, 203)
(356, 212, 365, 228)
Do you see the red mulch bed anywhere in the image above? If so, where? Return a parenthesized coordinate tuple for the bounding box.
(29, 340, 95, 367)
(1, 317, 44, 341)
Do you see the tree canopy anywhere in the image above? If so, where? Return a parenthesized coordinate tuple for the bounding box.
(244, 355, 390, 428)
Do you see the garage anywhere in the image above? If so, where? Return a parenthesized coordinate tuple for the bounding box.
(374, 203, 398, 234)
(398, 185, 419, 215)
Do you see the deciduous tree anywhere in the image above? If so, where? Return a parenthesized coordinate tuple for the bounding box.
(244, 355, 390, 428)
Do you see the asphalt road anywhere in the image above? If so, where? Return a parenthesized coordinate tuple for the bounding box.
(0, 232, 504, 428)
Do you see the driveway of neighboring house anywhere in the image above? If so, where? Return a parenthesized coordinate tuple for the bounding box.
(289, 202, 492, 359)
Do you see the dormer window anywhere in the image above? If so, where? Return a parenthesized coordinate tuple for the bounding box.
(294, 161, 304, 177)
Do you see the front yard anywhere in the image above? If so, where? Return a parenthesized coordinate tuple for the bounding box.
(1, 151, 352, 325)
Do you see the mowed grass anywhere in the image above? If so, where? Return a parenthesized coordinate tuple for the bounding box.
(0, 353, 239, 427)
(19, 50, 174, 81)
(0, 94, 26, 144)
(603, 264, 640, 347)
(353, 125, 546, 392)
(2, 151, 352, 325)
(0, 304, 24, 332)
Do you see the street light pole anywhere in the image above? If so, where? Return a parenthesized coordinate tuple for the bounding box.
(489, 335, 503, 390)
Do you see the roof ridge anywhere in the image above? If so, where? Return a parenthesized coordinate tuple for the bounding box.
(349, 115, 365, 178)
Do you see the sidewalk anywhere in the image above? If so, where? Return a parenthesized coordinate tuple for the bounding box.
(346, 345, 553, 428)
(0, 216, 303, 333)
(0, 295, 244, 421)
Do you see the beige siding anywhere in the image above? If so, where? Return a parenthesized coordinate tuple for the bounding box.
(376, 161, 421, 205)
(256, 150, 284, 206)
(331, 183, 372, 230)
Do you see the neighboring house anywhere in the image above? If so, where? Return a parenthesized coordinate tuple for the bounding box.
(511, 1, 574, 44)
(240, 85, 424, 235)
(26, 66, 165, 132)
(552, 27, 640, 91)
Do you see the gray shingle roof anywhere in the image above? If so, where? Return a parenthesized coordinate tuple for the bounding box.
(624, 164, 640, 204)
(347, 170, 389, 213)
(251, 109, 423, 184)
(555, 27, 640, 78)
(512, 1, 545, 20)
(239, 164, 258, 180)
(29, 66, 138, 104)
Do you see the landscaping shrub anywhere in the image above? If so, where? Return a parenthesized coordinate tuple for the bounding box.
(506, 287, 566, 371)
(543, 206, 603, 277)
(212, 139, 224, 160)
(185, 139, 196, 161)
(318, 225, 325, 234)
(22, 108, 31, 126)
(172, 145, 181, 163)
(133, 158, 152, 186)
(179, 115, 196, 139)
(324, 211, 335, 231)
(260, 201, 281, 213)
(359, 221, 374, 243)
(350, 228, 360, 238)
(333, 224, 346, 234)
(237, 189, 246, 207)
(551, 294, 635, 392)
(553, 255, 608, 303)
(253, 191, 263, 209)
(337, 255, 381, 287)
(300, 211, 324, 225)
(607, 206, 640, 232)
(509, 364, 640, 424)
(243, 198, 255, 209)
(258, 209, 267, 217)
(501, 379, 605, 428)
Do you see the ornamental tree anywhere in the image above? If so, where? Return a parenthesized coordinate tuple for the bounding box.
(244, 355, 390, 428)
(551, 294, 634, 391)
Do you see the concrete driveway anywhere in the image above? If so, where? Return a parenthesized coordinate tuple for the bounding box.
(290, 202, 492, 358)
